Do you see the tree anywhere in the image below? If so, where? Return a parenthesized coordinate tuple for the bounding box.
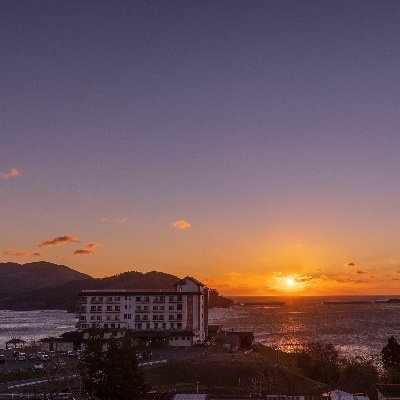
(298, 341, 340, 384)
(102, 335, 150, 400)
(382, 337, 400, 370)
(78, 328, 106, 399)
(337, 356, 380, 397)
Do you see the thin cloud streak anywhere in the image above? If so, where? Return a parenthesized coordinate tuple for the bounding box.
(0, 168, 20, 180)
(74, 242, 103, 256)
(39, 235, 79, 248)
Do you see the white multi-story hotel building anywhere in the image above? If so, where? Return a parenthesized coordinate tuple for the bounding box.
(77, 277, 209, 346)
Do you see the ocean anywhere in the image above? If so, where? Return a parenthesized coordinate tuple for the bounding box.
(209, 296, 400, 359)
(1, 296, 400, 359)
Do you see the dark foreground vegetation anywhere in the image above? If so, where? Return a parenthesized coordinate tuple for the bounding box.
(7, 334, 400, 399)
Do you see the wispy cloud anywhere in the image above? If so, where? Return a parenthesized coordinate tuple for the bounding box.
(172, 219, 191, 230)
(117, 217, 128, 224)
(356, 270, 366, 274)
(0, 168, 20, 180)
(74, 242, 102, 256)
(3, 250, 44, 258)
(39, 235, 79, 248)
(347, 262, 355, 267)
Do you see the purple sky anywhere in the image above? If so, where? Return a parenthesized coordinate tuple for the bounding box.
(2, 1, 400, 294)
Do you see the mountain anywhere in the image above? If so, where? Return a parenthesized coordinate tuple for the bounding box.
(0, 263, 234, 311)
(0, 261, 90, 300)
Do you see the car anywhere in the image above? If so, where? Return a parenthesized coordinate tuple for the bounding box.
(0, 355, 5, 363)
(17, 353, 26, 361)
(28, 354, 36, 360)
(39, 354, 50, 361)
(67, 351, 75, 357)
(13, 351, 20, 358)
(32, 363, 44, 370)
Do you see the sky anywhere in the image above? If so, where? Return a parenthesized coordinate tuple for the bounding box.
(2, 0, 400, 295)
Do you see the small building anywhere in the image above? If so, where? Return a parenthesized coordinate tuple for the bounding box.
(377, 385, 400, 400)
(215, 330, 254, 349)
(40, 331, 84, 352)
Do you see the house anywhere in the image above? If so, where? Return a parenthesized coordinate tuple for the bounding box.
(40, 331, 84, 352)
(377, 385, 400, 400)
(77, 277, 209, 346)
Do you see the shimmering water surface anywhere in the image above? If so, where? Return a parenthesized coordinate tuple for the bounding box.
(1, 296, 400, 358)
(0, 310, 77, 349)
(209, 296, 400, 358)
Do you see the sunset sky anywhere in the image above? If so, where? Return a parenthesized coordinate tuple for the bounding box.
(2, 1, 400, 295)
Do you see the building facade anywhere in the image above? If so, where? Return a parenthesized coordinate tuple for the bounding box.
(77, 277, 208, 346)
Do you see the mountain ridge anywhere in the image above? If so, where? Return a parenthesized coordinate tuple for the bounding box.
(0, 262, 233, 311)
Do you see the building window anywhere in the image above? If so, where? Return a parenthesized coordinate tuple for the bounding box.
(177, 295, 182, 301)
(80, 315, 85, 321)
(107, 297, 112, 302)
(136, 297, 141, 301)
(153, 315, 158, 320)
(169, 315, 174, 320)
(177, 314, 182, 320)
(98, 297, 103, 301)
(146, 323, 150, 329)
(144, 296, 149, 302)
(143, 315, 148, 321)
(135, 315, 140, 321)
(169, 306, 174, 311)
(107, 306, 112, 311)
(177, 304, 182, 310)
(177, 323, 182, 329)
(97, 306, 102, 311)
(153, 306, 158, 311)
(169, 296, 174, 302)
(115, 297, 120, 301)
(97, 316, 101, 321)
(154, 323, 159, 329)
(170, 323, 174, 329)
(159, 315, 164, 320)
(90, 306, 96, 312)
(115, 306, 120, 311)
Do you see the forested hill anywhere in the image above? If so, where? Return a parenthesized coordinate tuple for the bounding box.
(0, 261, 90, 298)
(0, 262, 233, 311)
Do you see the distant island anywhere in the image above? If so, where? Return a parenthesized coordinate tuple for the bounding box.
(323, 299, 400, 305)
(0, 261, 234, 312)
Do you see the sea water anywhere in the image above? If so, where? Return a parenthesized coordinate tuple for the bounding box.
(1, 296, 400, 358)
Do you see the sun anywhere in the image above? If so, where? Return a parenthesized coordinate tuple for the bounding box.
(286, 278, 295, 287)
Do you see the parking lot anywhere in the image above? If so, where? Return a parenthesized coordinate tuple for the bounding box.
(0, 348, 78, 374)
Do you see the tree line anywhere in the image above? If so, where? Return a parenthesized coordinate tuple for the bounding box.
(296, 336, 400, 398)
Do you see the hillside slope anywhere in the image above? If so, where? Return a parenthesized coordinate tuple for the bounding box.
(0, 266, 233, 311)
(0, 261, 91, 299)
